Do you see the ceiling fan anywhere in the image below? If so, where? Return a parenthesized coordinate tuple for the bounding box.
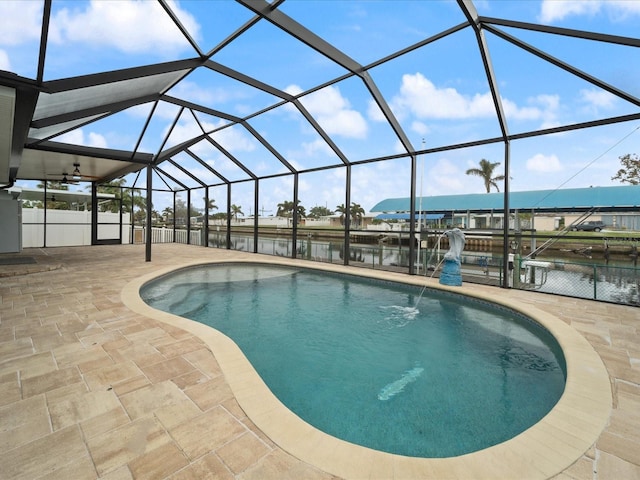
(46, 163, 101, 184)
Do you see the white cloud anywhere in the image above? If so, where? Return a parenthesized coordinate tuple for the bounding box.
(411, 121, 430, 136)
(0, 50, 11, 71)
(526, 153, 563, 173)
(168, 80, 248, 108)
(49, 0, 200, 55)
(57, 129, 107, 148)
(608, 0, 640, 19)
(159, 163, 217, 186)
(165, 117, 256, 157)
(301, 138, 334, 157)
(284, 85, 303, 97)
(301, 85, 350, 116)
(325, 109, 368, 139)
(391, 73, 495, 119)
(390, 73, 551, 122)
(209, 125, 256, 154)
(87, 132, 108, 148)
(367, 99, 386, 122)
(57, 130, 84, 145)
(501, 98, 542, 121)
(540, 1, 601, 23)
(128, 102, 182, 121)
(0, 1, 42, 46)
(579, 88, 617, 110)
(540, 0, 640, 23)
(427, 158, 466, 194)
(297, 85, 368, 139)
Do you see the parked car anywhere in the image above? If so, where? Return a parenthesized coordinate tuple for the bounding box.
(572, 221, 605, 232)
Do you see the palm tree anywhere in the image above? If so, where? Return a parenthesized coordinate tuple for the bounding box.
(350, 202, 365, 228)
(465, 159, 506, 193)
(205, 198, 218, 212)
(308, 205, 333, 219)
(294, 202, 306, 220)
(335, 204, 348, 226)
(277, 200, 305, 222)
(276, 200, 295, 217)
(204, 198, 218, 225)
(162, 206, 173, 223)
(230, 204, 244, 221)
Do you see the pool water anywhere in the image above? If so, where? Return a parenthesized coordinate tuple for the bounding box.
(141, 264, 566, 458)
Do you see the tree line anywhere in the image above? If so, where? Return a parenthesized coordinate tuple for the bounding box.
(21, 153, 638, 223)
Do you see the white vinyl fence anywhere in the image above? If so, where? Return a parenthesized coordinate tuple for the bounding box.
(21, 208, 202, 248)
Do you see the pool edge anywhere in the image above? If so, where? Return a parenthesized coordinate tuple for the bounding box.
(121, 256, 612, 480)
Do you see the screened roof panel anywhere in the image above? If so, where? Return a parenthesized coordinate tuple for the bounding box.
(46, 104, 163, 152)
(279, 0, 467, 66)
(137, 167, 180, 191)
(160, 109, 210, 159)
(164, 66, 283, 119)
(202, 124, 264, 182)
(474, 1, 549, 25)
(162, 153, 210, 189)
(368, 27, 505, 151)
(1, 0, 638, 209)
(495, 26, 640, 100)
(159, 140, 227, 185)
(0, 1, 41, 79)
(41, 1, 198, 79)
(486, 32, 640, 135)
(33, 70, 189, 122)
(245, 104, 345, 172)
(477, 1, 640, 38)
(173, 0, 256, 55)
(206, 124, 293, 179)
(28, 115, 105, 142)
(135, 101, 183, 155)
(297, 78, 406, 162)
(192, 111, 234, 132)
(211, 17, 349, 92)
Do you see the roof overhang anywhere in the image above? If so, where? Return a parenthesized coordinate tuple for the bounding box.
(18, 140, 153, 184)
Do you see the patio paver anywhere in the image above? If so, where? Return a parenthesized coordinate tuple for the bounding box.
(0, 244, 638, 479)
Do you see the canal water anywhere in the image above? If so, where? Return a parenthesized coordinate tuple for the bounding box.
(208, 233, 639, 305)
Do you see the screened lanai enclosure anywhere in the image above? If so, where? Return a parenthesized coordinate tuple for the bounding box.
(1, 0, 640, 303)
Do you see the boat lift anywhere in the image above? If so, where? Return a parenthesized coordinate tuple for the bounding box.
(517, 209, 599, 289)
(519, 259, 553, 289)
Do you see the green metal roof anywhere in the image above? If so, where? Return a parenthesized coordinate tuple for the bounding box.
(370, 186, 640, 214)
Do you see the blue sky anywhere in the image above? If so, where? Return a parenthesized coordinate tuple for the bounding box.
(2, 0, 640, 215)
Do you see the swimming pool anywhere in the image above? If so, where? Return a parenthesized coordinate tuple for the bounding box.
(141, 263, 566, 458)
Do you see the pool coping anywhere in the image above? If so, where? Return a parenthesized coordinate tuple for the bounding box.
(121, 257, 612, 480)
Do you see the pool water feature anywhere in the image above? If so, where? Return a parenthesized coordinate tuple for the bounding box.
(141, 263, 566, 458)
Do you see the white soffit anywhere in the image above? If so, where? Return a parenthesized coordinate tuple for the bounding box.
(0, 85, 16, 184)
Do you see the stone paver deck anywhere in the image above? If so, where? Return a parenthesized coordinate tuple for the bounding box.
(0, 244, 638, 479)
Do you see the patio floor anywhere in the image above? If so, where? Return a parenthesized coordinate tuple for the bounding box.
(0, 244, 638, 479)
